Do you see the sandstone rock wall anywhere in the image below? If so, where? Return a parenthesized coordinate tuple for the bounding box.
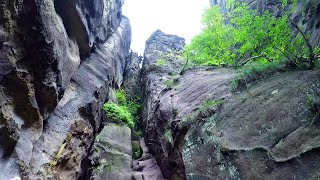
(0, 0, 132, 179)
(140, 30, 320, 179)
(140, 30, 186, 179)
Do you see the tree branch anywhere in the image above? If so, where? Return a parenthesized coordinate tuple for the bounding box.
(237, 53, 273, 66)
(288, 18, 314, 58)
(275, 3, 315, 69)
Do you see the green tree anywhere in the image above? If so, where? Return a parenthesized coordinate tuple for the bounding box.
(185, 0, 319, 69)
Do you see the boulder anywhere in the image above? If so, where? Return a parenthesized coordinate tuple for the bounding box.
(89, 124, 132, 180)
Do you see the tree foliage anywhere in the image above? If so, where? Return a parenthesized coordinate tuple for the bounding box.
(185, 0, 318, 69)
(103, 90, 141, 128)
(103, 102, 134, 128)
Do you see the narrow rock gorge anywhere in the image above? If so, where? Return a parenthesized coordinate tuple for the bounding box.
(0, 0, 320, 179)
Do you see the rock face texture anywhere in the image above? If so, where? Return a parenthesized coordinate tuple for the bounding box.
(141, 30, 186, 180)
(132, 138, 164, 180)
(140, 30, 320, 179)
(182, 70, 320, 179)
(1, 0, 320, 179)
(0, 0, 132, 179)
(89, 124, 132, 180)
(124, 51, 142, 99)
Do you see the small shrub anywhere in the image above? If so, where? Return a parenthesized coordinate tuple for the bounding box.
(230, 77, 241, 92)
(230, 61, 286, 92)
(127, 100, 140, 119)
(206, 115, 218, 132)
(103, 102, 134, 128)
(118, 91, 141, 118)
(198, 99, 224, 118)
(164, 75, 179, 89)
(183, 99, 224, 126)
(306, 87, 320, 125)
(164, 79, 175, 89)
(156, 59, 167, 66)
(202, 99, 224, 107)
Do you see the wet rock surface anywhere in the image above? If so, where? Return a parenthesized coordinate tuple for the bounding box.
(124, 51, 142, 99)
(89, 124, 132, 180)
(0, 0, 131, 179)
(140, 30, 320, 180)
(132, 138, 164, 180)
(1, 0, 320, 179)
(182, 70, 320, 179)
(141, 30, 186, 180)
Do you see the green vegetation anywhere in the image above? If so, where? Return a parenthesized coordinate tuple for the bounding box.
(185, 99, 224, 123)
(306, 87, 320, 125)
(103, 89, 141, 129)
(164, 74, 180, 89)
(202, 99, 224, 108)
(184, 0, 319, 69)
(164, 79, 175, 89)
(230, 61, 286, 92)
(198, 100, 224, 118)
(156, 59, 167, 66)
(205, 115, 218, 132)
(116, 89, 127, 105)
(96, 158, 111, 172)
(96, 154, 125, 173)
(164, 129, 173, 145)
(103, 103, 134, 128)
(132, 142, 142, 160)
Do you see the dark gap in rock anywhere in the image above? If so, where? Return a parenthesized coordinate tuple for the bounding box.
(0, 113, 17, 159)
(94, 91, 99, 99)
(316, 21, 320, 29)
(316, 3, 320, 16)
(34, 81, 58, 119)
(292, 13, 302, 24)
(2, 73, 41, 128)
(314, 4, 320, 29)
(78, 105, 98, 180)
(302, 19, 308, 25)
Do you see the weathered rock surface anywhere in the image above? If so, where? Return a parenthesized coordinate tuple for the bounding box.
(141, 30, 186, 180)
(0, 0, 132, 179)
(28, 17, 131, 179)
(182, 70, 320, 179)
(141, 30, 320, 179)
(132, 138, 164, 180)
(89, 124, 132, 180)
(2, 0, 320, 179)
(124, 51, 142, 99)
(54, 0, 125, 54)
